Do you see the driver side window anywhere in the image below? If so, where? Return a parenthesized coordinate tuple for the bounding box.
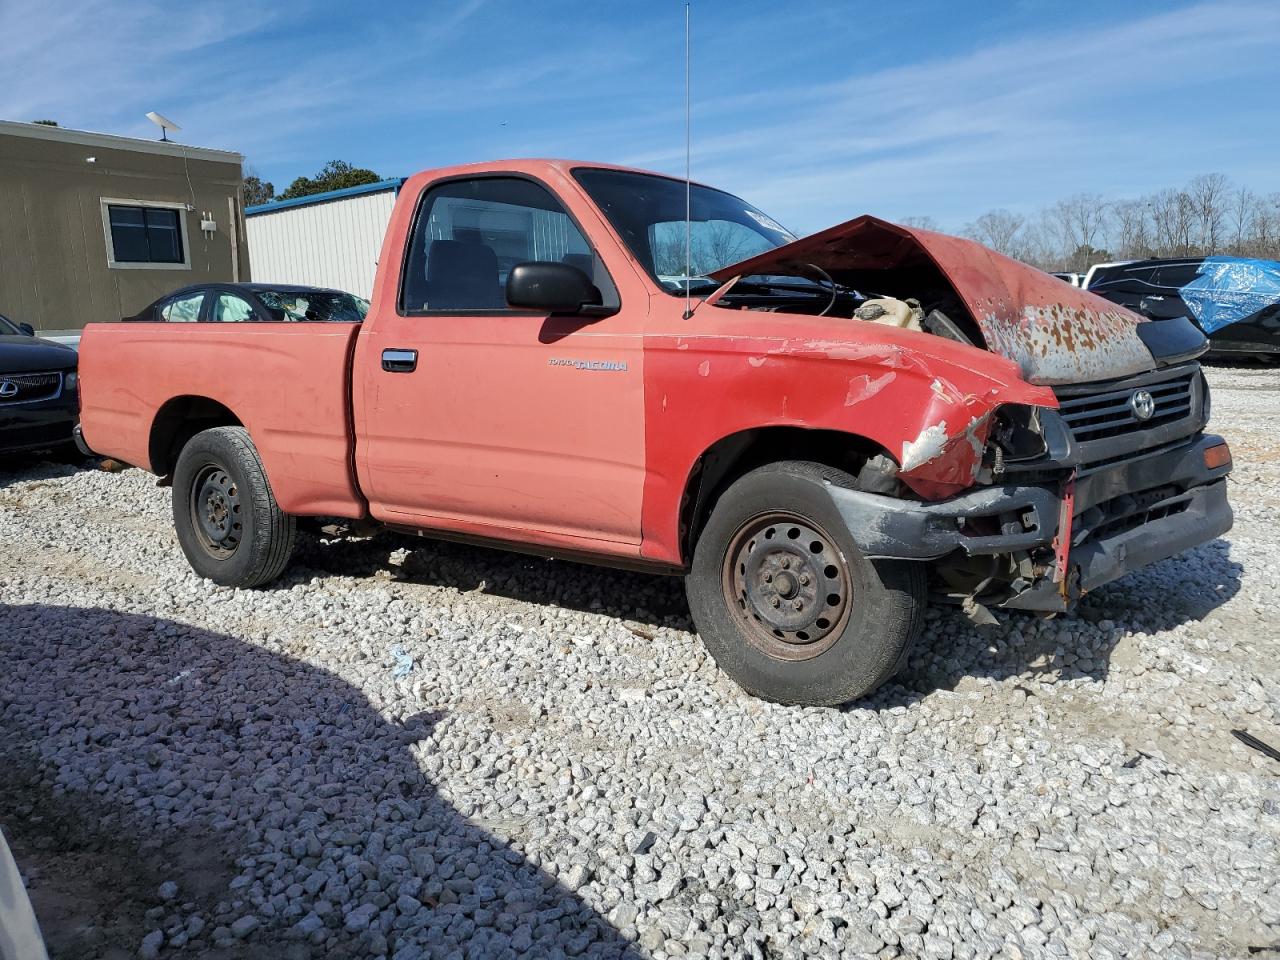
(400, 177, 597, 314)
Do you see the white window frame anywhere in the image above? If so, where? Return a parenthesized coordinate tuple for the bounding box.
(100, 197, 192, 271)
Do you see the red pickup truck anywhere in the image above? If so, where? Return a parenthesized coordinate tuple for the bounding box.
(79, 160, 1233, 706)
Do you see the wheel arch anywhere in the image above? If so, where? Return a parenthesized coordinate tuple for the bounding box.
(676, 425, 893, 565)
(148, 395, 244, 476)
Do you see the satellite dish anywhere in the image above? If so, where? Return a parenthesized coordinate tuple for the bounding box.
(145, 111, 181, 142)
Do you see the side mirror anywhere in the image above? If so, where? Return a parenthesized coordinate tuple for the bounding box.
(18, 322, 35, 336)
(506, 262, 605, 315)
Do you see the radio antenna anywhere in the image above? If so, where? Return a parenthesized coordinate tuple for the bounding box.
(682, 2, 693, 320)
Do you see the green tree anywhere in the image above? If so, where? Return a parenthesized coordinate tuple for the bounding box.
(276, 160, 381, 201)
(32, 119, 58, 126)
(243, 174, 275, 206)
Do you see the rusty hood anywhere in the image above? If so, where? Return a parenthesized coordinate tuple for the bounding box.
(709, 215, 1154, 385)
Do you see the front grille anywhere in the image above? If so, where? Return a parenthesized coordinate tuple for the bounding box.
(1053, 363, 1203, 474)
(1056, 369, 1195, 442)
(0, 371, 62, 404)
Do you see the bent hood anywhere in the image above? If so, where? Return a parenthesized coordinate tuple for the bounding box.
(710, 215, 1154, 385)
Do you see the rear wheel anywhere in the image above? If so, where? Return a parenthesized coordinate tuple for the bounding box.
(172, 426, 296, 587)
(686, 460, 926, 706)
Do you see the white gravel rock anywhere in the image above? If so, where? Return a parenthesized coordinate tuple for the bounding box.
(1, 366, 1277, 958)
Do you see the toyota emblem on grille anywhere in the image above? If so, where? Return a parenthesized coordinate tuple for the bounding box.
(0, 380, 18, 399)
(1130, 389, 1156, 420)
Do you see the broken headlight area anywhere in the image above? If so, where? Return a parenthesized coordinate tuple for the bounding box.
(987, 404, 1047, 469)
(975, 403, 1077, 487)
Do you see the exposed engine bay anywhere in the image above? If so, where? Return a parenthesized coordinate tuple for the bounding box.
(711, 279, 981, 348)
(708, 214, 1162, 387)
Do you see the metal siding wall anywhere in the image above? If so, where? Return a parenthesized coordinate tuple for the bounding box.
(245, 190, 396, 299)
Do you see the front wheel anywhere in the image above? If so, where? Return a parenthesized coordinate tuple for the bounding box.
(686, 461, 926, 706)
(172, 426, 296, 587)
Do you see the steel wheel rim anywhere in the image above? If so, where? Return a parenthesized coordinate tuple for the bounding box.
(721, 511, 853, 662)
(190, 463, 243, 559)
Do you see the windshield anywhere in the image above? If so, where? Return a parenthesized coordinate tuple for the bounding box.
(0, 315, 19, 335)
(256, 290, 369, 322)
(573, 168, 800, 294)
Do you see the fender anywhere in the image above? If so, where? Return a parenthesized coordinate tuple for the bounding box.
(639, 310, 1056, 564)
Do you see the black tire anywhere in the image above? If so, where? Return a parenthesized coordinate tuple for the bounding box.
(172, 426, 296, 588)
(686, 460, 926, 707)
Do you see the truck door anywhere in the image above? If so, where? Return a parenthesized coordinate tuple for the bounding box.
(354, 174, 646, 550)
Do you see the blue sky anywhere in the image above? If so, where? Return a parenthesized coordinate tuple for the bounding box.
(3, 0, 1279, 233)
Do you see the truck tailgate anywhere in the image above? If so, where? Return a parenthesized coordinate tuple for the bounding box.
(79, 322, 365, 518)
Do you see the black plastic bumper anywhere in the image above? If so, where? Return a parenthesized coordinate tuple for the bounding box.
(824, 483, 1061, 560)
(0, 396, 78, 455)
(1004, 477, 1231, 611)
(825, 433, 1233, 612)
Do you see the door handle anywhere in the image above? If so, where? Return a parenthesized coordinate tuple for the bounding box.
(382, 348, 418, 373)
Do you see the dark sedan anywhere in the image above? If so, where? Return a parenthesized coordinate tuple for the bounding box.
(1087, 257, 1280, 360)
(0, 313, 79, 457)
(124, 283, 369, 324)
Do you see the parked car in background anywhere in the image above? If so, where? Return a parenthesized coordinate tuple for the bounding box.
(1048, 271, 1084, 288)
(78, 159, 1232, 707)
(124, 283, 370, 324)
(0, 312, 79, 458)
(1086, 257, 1280, 360)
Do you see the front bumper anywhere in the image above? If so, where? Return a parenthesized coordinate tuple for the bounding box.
(0, 394, 78, 455)
(826, 432, 1233, 612)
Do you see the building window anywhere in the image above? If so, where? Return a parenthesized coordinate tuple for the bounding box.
(100, 199, 191, 270)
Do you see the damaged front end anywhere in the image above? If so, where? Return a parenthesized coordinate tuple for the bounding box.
(827, 363, 1233, 613)
(709, 215, 1233, 613)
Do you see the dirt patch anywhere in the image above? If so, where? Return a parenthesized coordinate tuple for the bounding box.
(0, 747, 300, 960)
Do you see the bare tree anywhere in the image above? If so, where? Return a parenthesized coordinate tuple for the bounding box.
(1187, 173, 1231, 253)
(1228, 186, 1256, 255)
(962, 209, 1026, 258)
(1046, 194, 1110, 272)
(1149, 189, 1196, 257)
(1018, 215, 1062, 270)
(1111, 198, 1153, 260)
(1248, 193, 1280, 258)
(913, 172, 1280, 269)
(898, 215, 941, 231)
(700, 221, 757, 273)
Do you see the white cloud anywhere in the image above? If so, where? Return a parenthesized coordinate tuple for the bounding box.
(3, 0, 1277, 232)
(612, 1, 1280, 230)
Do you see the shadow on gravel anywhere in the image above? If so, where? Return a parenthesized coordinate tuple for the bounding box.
(0, 602, 638, 959)
(290, 529, 694, 633)
(0, 453, 93, 491)
(892, 537, 1244, 700)
(289, 529, 1244, 704)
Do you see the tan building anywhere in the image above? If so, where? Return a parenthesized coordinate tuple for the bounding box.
(0, 120, 249, 333)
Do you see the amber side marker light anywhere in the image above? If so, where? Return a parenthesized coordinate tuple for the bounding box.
(1204, 442, 1232, 470)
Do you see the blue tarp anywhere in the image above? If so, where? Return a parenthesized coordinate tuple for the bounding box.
(1178, 256, 1280, 334)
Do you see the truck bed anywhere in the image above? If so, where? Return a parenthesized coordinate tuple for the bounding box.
(79, 322, 365, 518)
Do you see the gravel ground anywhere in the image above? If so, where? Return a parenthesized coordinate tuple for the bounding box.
(1, 365, 1277, 960)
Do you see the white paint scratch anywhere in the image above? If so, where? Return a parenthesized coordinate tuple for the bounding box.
(845, 371, 895, 406)
(900, 421, 951, 472)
